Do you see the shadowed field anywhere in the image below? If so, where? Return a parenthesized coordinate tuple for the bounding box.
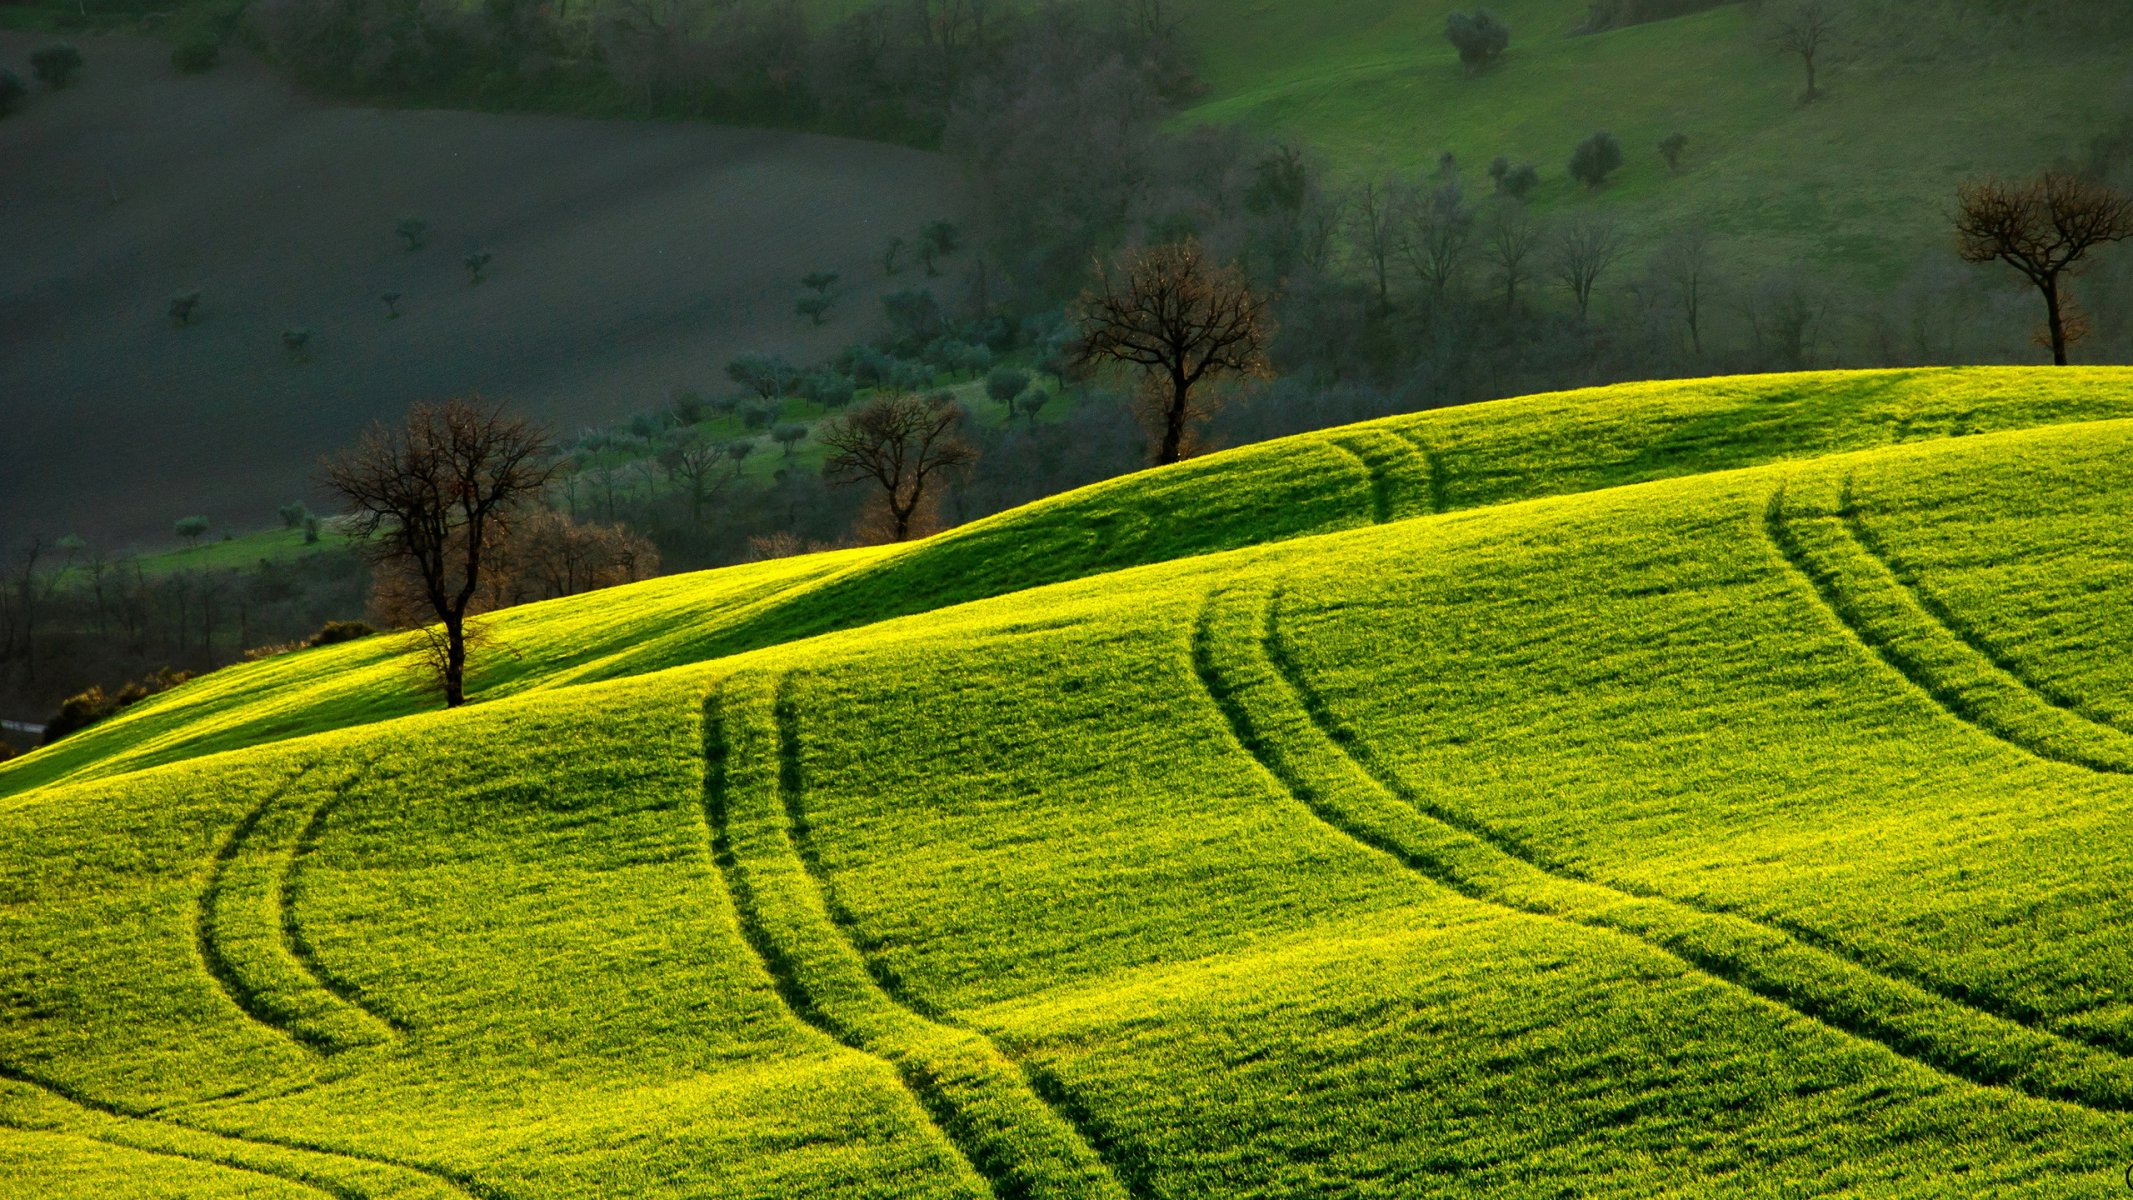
(0, 33, 963, 545)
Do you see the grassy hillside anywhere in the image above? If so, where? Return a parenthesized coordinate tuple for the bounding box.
(8, 364, 2130, 798)
(5, 367, 2133, 1196)
(0, 31, 961, 546)
(1174, 0, 2130, 289)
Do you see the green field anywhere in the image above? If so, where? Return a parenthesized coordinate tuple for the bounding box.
(1172, 0, 2129, 289)
(6, 366, 2133, 1196)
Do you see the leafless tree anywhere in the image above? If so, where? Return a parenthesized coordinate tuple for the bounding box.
(659, 432, 739, 525)
(1348, 177, 1408, 310)
(1772, 0, 1834, 100)
(323, 399, 555, 707)
(820, 393, 976, 541)
(1956, 171, 2133, 365)
(1399, 179, 1476, 300)
(1552, 216, 1623, 320)
(1481, 199, 1541, 314)
(1654, 226, 1715, 355)
(1076, 238, 1275, 465)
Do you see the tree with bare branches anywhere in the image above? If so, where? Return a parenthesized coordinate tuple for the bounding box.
(820, 393, 975, 542)
(1076, 239, 1275, 465)
(323, 399, 555, 708)
(1552, 216, 1623, 320)
(1482, 198, 1540, 314)
(1956, 171, 2133, 366)
(659, 431, 738, 525)
(1772, 0, 1834, 100)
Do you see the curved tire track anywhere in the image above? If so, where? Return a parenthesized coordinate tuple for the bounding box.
(702, 673, 1133, 1200)
(194, 764, 401, 1056)
(1764, 482, 2133, 775)
(0, 1063, 493, 1199)
(1191, 583, 2133, 1117)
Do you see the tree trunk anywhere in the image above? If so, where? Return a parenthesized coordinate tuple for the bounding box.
(1158, 372, 1190, 465)
(443, 614, 467, 707)
(2042, 279, 2069, 366)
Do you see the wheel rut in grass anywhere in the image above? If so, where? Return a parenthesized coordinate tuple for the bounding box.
(1189, 583, 2133, 1116)
(1765, 480, 2133, 776)
(0, 1063, 495, 1200)
(1384, 427, 1451, 514)
(1324, 430, 1437, 526)
(702, 672, 1136, 1200)
(195, 763, 402, 1057)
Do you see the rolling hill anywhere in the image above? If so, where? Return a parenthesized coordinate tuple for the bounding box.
(1172, 0, 2133, 292)
(5, 366, 2133, 1196)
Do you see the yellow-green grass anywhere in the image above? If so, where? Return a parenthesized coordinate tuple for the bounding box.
(4, 404, 2133, 1195)
(9, 365, 2133, 801)
(1173, 0, 2128, 289)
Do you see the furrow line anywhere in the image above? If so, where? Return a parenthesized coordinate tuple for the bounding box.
(1384, 426, 1451, 513)
(1763, 485, 2133, 775)
(282, 770, 412, 1037)
(0, 1117, 354, 1200)
(0, 1063, 493, 1199)
(1262, 586, 2133, 1063)
(1190, 585, 2133, 1118)
(704, 675, 1131, 1200)
(1837, 478, 2126, 731)
(1320, 438, 1391, 525)
(196, 764, 340, 1057)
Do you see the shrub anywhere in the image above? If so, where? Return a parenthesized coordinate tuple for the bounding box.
(277, 501, 310, 529)
(396, 218, 429, 251)
(1659, 131, 1690, 172)
(930, 339, 992, 375)
(31, 43, 83, 89)
(302, 515, 322, 544)
(1501, 164, 1541, 200)
(283, 327, 312, 357)
(1569, 131, 1624, 190)
(772, 422, 810, 455)
(463, 250, 493, 283)
(0, 736, 17, 763)
(741, 403, 773, 431)
(43, 687, 112, 743)
(1443, 10, 1509, 72)
(1488, 156, 1511, 186)
(169, 291, 202, 326)
(670, 391, 706, 425)
(172, 38, 219, 74)
(306, 619, 376, 647)
(0, 70, 26, 116)
(175, 515, 210, 544)
(381, 291, 403, 318)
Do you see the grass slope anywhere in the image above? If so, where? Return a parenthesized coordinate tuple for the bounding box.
(9, 364, 2131, 798)
(1174, 0, 2130, 289)
(4, 368, 2133, 1195)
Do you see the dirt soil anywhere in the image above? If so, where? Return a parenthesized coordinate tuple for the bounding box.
(0, 33, 966, 546)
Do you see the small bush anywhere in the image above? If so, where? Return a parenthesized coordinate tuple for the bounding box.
(396, 218, 428, 250)
(169, 290, 202, 326)
(31, 43, 83, 89)
(1501, 163, 1541, 200)
(1569, 131, 1624, 190)
(172, 38, 219, 74)
(306, 619, 377, 647)
(302, 515, 322, 544)
(277, 501, 310, 529)
(1444, 10, 1510, 72)
(772, 422, 810, 455)
(802, 371, 857, 409)
(41, 668, 194, 744)
(175, 515, 210, 544)
(1659, 131, 1690, 172)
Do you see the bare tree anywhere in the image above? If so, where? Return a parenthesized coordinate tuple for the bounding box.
(1552, 216, 1623, 320)
(1348, 177, 1408, 310)
(1481, 199, 1541, 314)
(1399, 179, 1476, 300)
(820, 393, 976, 541)
(1772, 0, 1834, 100)
(659, 432, 738, 525)
(1956, 171, 2133, 365)
(1076, 239, 1275, 465)
(323, 399, 555, 707)
(1654, 226, 1714, 355)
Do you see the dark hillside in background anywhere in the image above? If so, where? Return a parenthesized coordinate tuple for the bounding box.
(0, 32, 963, 545)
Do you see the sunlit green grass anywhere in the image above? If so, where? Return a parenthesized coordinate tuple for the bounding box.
(5, 368, 2133, 1195)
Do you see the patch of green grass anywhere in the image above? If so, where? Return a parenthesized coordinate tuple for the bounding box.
(6, 367, 2133, 1195)
(1174, 0, 2130, 289)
